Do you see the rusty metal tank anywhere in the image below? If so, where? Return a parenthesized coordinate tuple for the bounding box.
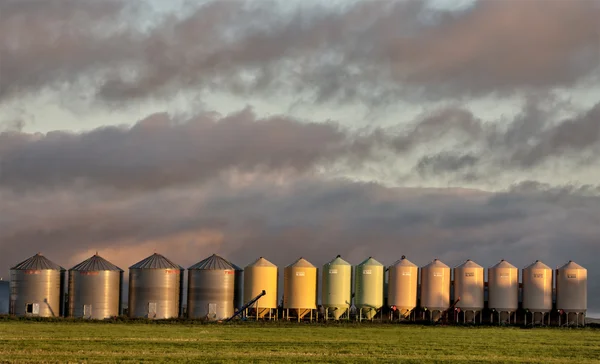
(0, 279, 9, 314)
(68, 253, 123, 319)
(453, 259, 484, 312)
(354, 257, 384, 320)
(420, 259, 451, 313)
(488, 259, 519, 313)
(388, 255, 418, 317)
(522, 260, 553, 313)
(128, 253, 183, 319)
(187, 254, 236, 321)
(243, 257, 278, 318)
(232, 263, 244, 311)
(10, 253, 66, 317)
(556, 261, 587, 313)
(321, 255, 352, 320)
(284, 257, 317, 320)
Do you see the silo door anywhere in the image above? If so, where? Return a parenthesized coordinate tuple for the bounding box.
(208, 303, 217, 319)
(148, 302, 157, 318)
(83, 305, 92, 318)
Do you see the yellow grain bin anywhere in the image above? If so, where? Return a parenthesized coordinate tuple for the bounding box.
(388, 255, 418, 318)
(243, 257, 278, 318)
(283, 257, 317, 320)
(420, 259, 451, 316)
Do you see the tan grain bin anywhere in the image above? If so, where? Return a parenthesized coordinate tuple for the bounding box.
(488, 260, 519, 312)
(522, 260, 553, 312)
(453, 260, 484, 311)
(420, 259, 451, 312)
(321, 255, 352, 320)
(243, 257, 278, 318)
(388, 256, 418, 317)
(556, 261, 587, 313)
(283, 257, 317, 319)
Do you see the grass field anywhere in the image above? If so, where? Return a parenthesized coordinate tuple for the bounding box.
(0, 320, 599, 363)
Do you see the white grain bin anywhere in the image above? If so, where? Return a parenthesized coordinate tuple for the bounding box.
(522, 260, 553, 325)
(420, 259, 450, 321)
(387, 256, 418, 319)
(453, 259, 484, 323)
(556, 261, 587, 326)
(487, 259, 518, 323)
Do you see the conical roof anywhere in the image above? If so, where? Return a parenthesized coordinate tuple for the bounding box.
(557, 260, 586, 271)
(490, 259, 517, 269)
(129, 253, 183, 270)
(391, 255, 417, 268)
(423, 258, 449, 269)
(524, 260, 551, 270)
(11, 253, 64, 271)
(286, 257, 315, 268)
(70, 254, 123, 272)
(189, 254, 236, 270)
(455, 259, 483, 269)
(324, 255, 351, 266)
(246, 257, 277, 268)
(357, 256, 383, 267)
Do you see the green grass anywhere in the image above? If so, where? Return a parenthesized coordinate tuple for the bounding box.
(0, 321, 599, 363)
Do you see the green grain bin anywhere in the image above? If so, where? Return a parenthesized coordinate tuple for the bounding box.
(321, 255, 352, 320)
(354, 257, 384, 320)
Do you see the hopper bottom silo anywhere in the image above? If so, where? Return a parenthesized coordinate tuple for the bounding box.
(283, 308, 317, 322)
(323, 305, 349, 320)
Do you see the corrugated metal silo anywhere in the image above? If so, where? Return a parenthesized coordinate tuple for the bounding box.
(321, 255, 352, 320)
(420, 259, 450, 320)
(128, 253, 183, 319)
(243, 257, 278, 319)
(283, 257, 317, 321)
(453, 259, 484, 322)
(522, 260, 553, 324)
(0, 279, 9, 314)
(354, 257, 384, 320)
(187, 254, 235, 321)
(488, 259, 518, 323)
(68, 254, 123, 319)
(10, 253, 66, 317)
(388, 255, 418, 319)
(232, 263, 244, 311)
(556, 261, 587, 325)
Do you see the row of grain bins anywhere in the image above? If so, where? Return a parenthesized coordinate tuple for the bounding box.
(3, 253, 587, 325)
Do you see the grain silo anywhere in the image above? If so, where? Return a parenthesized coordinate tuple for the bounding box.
(522, 260, 553, 325)
(283, 257, 318, 321)
(321, 255, 352, 320)
(453, 260, 484, 323)
(68, 254, 123, 319)
(232, 263, 244, 312)
(0, 279, 9, 315)
(10, 253, 66, 317)
(187, 254, 235, 321)
(354, 257, 384, 321)
(388, 255, 418, 320)
(243, 257, 278, 319)
(488, 259, 519, 324)
(556, 261, 587, 326)
(128, 253, 183, 319)
(420, 259, 451, 321)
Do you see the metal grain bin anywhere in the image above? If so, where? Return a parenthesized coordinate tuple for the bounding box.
(10, 253, 66, 317)
(243, 257, 278, 318)
(420, 259, 451, 317)
(187, 254, 235, 321)
(522, 260, 553, 314)
(556, 261, 587, 314)
(488, 260, 519, 316)
(68, 254, 123, 319)
(354, 257, 384, 320)
(388, 256, 418, 318)
(453, 259, 484, 322)
(0, 279, 9, 314)
(283, 257, 317, 320)
(321, 255, 352, 320)
(128, 253, 183, 319)
(232, 263, 244, 311)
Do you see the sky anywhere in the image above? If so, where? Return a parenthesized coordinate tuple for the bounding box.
(0, 0, 599, 315)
